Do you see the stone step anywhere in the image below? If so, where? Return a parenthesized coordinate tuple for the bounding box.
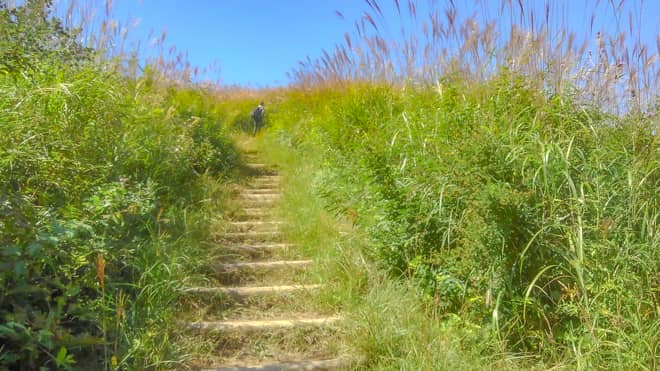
(228, 222, 282, 233)
(221, 231, 282, 241)
(242, 193, 278, 199)
(251, 175, 281, 181)
(239, 208, 272, 215)
(225, 242, 292, 250)
(221, 243, 292, 258)
(216, 260, 312, 271)
(229, 221, 284, 227)
(228, 221, 283, 231)
(241, 189, 279, 194)
(189, 316, 341, 331)
(242, 190, 280, 195)
(245, 185, 280, 192)
(211, 260, 312, 286)
(249, 179, 279, 183)
(232, 213, 275, 222)
(235, 210, 276, 219)
(202, 358, 348, 371)
(240, 202, 278, 209)
(241, 193, 280, 201)
(248, 179, 280, 185)
(182, 284, 323, 297)
(186, 326, 343, 369)
(249, 179, 280, 184)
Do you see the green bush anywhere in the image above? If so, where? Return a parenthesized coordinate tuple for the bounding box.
(0, 2, 239, 368)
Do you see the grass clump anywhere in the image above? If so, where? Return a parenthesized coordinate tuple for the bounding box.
(0, 2, 240, 369)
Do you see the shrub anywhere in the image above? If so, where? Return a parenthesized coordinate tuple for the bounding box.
(0, 2, 239, 368)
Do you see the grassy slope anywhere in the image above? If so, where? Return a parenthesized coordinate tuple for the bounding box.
(2, 2, 657, 369)
(0, 7, 243, 368)
(252, 76, 658, 369)
(253, 132, 529, 370)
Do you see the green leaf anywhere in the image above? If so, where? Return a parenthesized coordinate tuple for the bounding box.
(13, 260, 26, 279)
(27, 241, 42, 257)
(55, 346, 68, 365)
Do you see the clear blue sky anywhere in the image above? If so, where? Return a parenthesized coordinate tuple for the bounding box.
(104, 0, 659, 87)
(108, 0, 370, 86)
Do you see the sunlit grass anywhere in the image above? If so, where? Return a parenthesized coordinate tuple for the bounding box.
(0, 2, 242, 368)
(2, 0, 657, 368)
(257, 70, 657, 368)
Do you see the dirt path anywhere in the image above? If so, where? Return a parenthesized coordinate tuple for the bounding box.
(182, 154, 346, 370)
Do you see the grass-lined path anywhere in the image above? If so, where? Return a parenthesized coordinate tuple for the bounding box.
(181, 153, 347, 370)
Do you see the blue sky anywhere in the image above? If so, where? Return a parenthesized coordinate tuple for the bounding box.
(100, 0, 659, 87)
(107, 0, 370, 86)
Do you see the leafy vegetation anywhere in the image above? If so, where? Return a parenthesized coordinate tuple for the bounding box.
(251, 0, 658, 368)
(1, 0, 657, 369)
(0, 1, 240, 368)
(260, 79, 657, 368)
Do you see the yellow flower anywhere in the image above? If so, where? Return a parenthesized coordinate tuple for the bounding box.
(111, 355, 118, 368)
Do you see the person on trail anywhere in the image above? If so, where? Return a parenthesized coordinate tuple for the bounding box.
(251, 101, 265, 135)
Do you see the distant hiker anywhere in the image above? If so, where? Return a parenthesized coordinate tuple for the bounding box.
(251, 101, 265, 135)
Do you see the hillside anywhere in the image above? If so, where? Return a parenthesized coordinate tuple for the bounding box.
(0, 1, 657, 370)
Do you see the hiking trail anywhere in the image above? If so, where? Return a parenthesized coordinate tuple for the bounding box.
(181, 152, 347, 370)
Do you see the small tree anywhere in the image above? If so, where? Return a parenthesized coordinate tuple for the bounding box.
(0, 0, 92, 77)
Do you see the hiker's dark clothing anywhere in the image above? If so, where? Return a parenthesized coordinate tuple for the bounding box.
(251, 104, 265, 135)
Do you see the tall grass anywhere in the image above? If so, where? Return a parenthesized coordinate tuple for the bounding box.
(254, 0, 658, 367)
(0, 1, 240, 368)
(292, 0, 658, 114)
(264, 75, 657, 369)
(256, 133, 536, 370)
(2, 0, 656, 368)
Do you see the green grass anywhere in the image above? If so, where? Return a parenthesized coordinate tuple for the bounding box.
(254, 134, 538, 370)
(251, 77, 658, 369)
(0, 3, 242, 368)
(2, 0, 658, 369)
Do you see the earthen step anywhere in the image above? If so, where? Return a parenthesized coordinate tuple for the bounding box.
(240, 202, 278, 209)
(216, 260, 312, 271)
(189, 316, 341, 331)
(248, 180, 280, 186)
(252, 175, 281, 181)
(249, 179, 280, 184)
(228, 221, 283, 232)
(245, 186, 280, 192)
(241, 189, 279, 194)
(232, 213, 273, 222)
(222, 243, 292, 258)
(239, 208, 271, 215)
(241, 194, 280, 200)
(202, 358, 348, 371)
(222, 231, 282, 239)
(229, 221, 284, 227)
(228, 242, 292, 248)
(182, 284, 322, 297)
(250, 181, 280, 185)
(228, 221, 281, 231)
(242, 192, 279, 197)
(225, 242, 293, 250)
(239, 195, 279, 202)
(239, 192, 281, 200)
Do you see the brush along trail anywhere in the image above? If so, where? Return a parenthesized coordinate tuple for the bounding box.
(180, 154, 348, 370)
